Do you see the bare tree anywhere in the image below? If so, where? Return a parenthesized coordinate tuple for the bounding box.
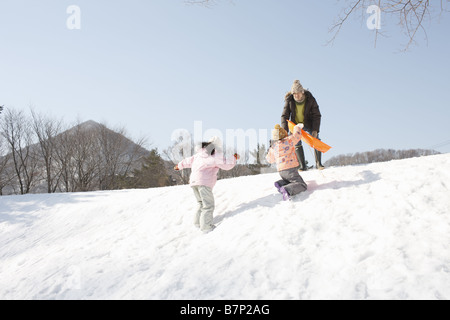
(162, 135, 194, 185)
(325, 148, 439, 166)
(0, 109, 39, 194)
(96, 123, 148, 190)
(53, 129, 76, 192)
(0, 108, 151, 194)
(0, 131, 13, 195)
(217, 147, 249, 179)
(249, 143, 269, 166)
(70, 121, 101, 192)
(30, 109, 64, 193)
(329, 0, 449, 49)
(188, 1, 448, 50)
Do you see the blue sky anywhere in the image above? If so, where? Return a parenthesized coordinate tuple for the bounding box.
(1, 0, 449, 163)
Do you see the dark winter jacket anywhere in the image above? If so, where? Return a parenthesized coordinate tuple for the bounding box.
(281, 91, 321, 133)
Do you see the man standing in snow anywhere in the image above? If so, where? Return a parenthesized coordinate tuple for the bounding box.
(281, 80, 325, 170)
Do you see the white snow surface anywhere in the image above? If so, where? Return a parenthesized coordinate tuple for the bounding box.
(1, 154, 450, 300)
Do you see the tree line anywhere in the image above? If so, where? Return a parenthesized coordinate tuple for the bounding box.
(2, 107, 441, 195)
(162, 141, 274, 186)
(0, 107, 273, 196)
(0, 107, 167, 195)
(324, 148, 440, 167)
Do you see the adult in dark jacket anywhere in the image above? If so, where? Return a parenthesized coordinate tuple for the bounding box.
(281, 80, 324, 170)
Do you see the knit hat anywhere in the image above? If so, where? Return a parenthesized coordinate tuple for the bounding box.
(272, 124, 288, 141)
(291, 80, 304, 94)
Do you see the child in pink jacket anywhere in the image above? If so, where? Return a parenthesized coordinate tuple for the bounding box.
(175, 140, 239, 232)
(266, 124, 307, 201)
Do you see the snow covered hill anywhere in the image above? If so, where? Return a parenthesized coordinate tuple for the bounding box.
(1, 154, 449, 300)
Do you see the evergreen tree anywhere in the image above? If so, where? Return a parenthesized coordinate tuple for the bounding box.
(132, 149, 170, 188)
(248, 143, 269, 174)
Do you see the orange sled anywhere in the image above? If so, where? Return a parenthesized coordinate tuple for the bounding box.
(287, 120, 332, 153)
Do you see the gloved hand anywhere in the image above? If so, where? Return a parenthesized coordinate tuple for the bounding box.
(174, 165, 180, 171)
(295, 123, 304, 130)
(311, 131, 318, 138)
(234, 153, 240, 160)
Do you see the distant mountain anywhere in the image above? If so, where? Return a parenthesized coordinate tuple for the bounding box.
(1, 120, 151, 195)
(65, 120, 150, 159)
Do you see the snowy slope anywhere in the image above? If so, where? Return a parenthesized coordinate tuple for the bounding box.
(1, 154, 449, 300)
